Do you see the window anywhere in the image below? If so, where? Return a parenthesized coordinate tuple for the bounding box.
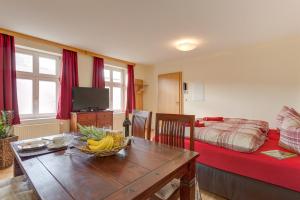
(104, 65, 126, 112)
(16, 47, 60, 119)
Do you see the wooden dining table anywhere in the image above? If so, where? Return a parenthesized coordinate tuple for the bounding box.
(11, 136, 199, 200)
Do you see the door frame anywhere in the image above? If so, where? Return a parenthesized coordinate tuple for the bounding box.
(158, 72, 183, 114)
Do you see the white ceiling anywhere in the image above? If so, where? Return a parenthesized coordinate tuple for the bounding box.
(1, 0, 300, 64)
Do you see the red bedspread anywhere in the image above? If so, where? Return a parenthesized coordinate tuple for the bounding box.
(186, 129, 300, 192)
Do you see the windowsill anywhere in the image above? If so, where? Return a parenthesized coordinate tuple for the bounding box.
(20, 117, 57, 125)
(18, 112, 126, 125)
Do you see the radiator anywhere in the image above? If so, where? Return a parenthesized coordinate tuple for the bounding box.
(13, 115, 123, 140)
(13, 122, 60, 140)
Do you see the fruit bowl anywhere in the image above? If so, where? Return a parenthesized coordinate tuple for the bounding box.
(78, 143, 127, 157)
(77, 131, 128, 157)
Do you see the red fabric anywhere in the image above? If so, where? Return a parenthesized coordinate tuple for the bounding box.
(0, 34, 20, 124)
(56, 49, 79, 120)
(125, 64, 135, 116)
(185, 120, 205, 127)
(92, 57, 105, 88)
(195, 120, 205, 127)
(203, 117, 224, 121)
(154, 135, 192, 150)
(187, 129, 300, 192)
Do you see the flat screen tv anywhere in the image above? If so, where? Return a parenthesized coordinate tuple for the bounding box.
(72, 87, 109, 111)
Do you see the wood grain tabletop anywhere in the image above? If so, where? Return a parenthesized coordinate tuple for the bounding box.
(11, 137, 199, 200)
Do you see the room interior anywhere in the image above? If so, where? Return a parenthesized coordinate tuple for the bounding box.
(0, 1, 300, 200)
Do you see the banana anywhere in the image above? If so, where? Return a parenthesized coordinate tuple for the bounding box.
(86, 131, 124, 152)
(106, 136, 114, 150)
(88, 137, 109, 151)
(87, 139, 100, 146)
(88, 136, 114, 151)
(111, 133, 124, 148)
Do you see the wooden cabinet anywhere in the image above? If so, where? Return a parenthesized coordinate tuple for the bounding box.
(70, 111, 113, 132)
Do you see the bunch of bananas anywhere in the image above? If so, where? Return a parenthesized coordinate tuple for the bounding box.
(107, 131, 124, 148)
(87, 132, 124, 152)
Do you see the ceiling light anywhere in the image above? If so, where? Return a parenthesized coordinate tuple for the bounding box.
(175, 39, 199, 51)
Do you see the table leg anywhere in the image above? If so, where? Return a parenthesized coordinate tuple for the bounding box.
(13, 158, 23, 177)
(180, 158, 196, 200)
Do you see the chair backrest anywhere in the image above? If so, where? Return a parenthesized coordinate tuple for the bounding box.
(155, 113, 195, 151)
(132, 110, 152, 140)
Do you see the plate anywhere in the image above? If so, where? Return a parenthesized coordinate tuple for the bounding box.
(18, 140, 49, 151)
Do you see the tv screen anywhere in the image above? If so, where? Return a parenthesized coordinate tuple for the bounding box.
(72, 87, 109, 111)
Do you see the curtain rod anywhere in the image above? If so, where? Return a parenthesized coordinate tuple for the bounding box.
(0, 27, 135, 66)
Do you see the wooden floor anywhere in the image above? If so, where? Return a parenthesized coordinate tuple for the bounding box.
(0, 166, 13, 180)
(0, 166, 225, 200)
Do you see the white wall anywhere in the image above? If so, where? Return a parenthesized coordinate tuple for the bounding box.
(152, 36, 300, 127)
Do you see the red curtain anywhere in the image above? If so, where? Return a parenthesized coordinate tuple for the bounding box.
(0, 34, 20, 124)
(56, 49, 79, 120)
(126, 64, 135, 116)
(92, 57, 105, 88)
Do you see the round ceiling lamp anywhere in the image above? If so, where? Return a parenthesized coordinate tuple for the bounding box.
(175, 39, 199, 51)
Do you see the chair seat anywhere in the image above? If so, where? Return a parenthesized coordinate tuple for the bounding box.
(0, 175, 35, 200)
(154, 178, 180, 200)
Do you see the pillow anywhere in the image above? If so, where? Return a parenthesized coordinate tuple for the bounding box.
(276, 106, 291, 129)
(276, 106, 300, 129)
(279, 128, 300, 154)
(279, 114, 300, 154)
(281, 113, 300, 130)
(195, 120, 205, 127)
(185, 120, 205, 127)
(290, 108, 300, 118)
(203, 117, 224, 122)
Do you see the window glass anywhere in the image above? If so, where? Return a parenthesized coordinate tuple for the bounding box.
(113, 71, 121, 83)
(16, 53, 33, 72)
(105, 66, 125, 112)
(39, 57, 56, 75)
(104, 69, 110, 81)
(16, 47, 60, 119)
(17, 79, 33, 115)
(39, 81, 57, 114)
(113, 87, 121, 110)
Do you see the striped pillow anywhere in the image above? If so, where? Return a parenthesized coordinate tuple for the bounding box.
(276, 106, 290, 129)
(279, 112, 300, 154)
(276, 106, 300, 129)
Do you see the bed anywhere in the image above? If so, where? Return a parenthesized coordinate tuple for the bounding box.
(185, 126, 300, 200)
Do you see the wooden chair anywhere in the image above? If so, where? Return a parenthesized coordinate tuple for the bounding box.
(131, 110, 152, 140)
(152, 113, 195, 200)
(154, 113, 195, 151)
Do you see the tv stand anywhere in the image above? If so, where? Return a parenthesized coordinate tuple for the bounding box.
(70, 110, 113, 132)
(79, 107, 102, 112)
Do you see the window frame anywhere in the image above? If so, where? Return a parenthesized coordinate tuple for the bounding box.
(16, 47, 61, 120)
(104, 64, 126, 112)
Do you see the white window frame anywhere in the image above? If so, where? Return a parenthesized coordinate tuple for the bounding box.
(104, 64, 126, 112)
(16, 47, 61, 120)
